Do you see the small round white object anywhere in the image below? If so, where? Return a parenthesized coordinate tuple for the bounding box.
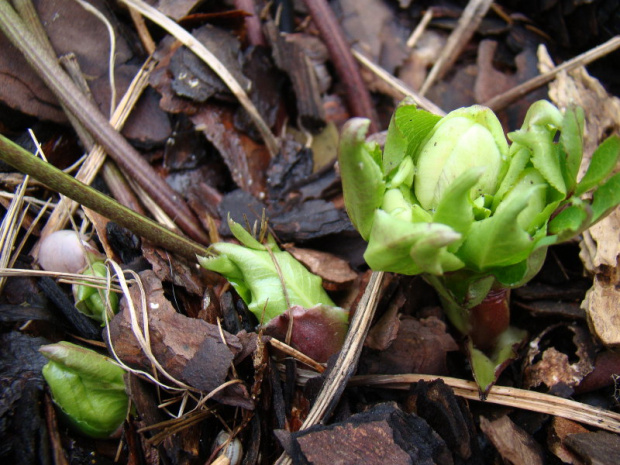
(214, 430, 243, 465)
(37, 230, 96, 274)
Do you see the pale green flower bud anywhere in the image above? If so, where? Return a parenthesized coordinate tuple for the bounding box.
(414, 106, 509, 210)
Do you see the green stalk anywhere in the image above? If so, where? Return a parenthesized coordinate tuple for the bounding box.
(0, 134, 209, 261)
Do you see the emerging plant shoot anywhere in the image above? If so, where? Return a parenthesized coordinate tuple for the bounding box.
(339, 99, 620, 392)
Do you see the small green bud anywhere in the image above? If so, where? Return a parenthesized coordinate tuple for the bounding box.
(40, 342, 128, 438)
(73, 261, 119, 324)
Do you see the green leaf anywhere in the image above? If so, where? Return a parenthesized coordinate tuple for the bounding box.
(432, 167, 483, 240)
(559, 106, 584, 193)
(410, 233, 466, 275)
(426, 273, 495, 334)
(491, 244, 549, 288)
(510, 126, 566, 195)
(468, 326, 527, 395)
(364, 209, 462, 275)
(521, 100, 563, 128)
(198, 253, 251, 303)
(575, 135, 620, 196)
(228, 216, 266, 250)
(493, 145, 531, 209)
(338, 118, 386, 240)
(382, 102, 410, 175)
(199, 232, 336, 322)
(393, 102, 442, 165)
(72, 261, 118, 324)
(590, 171, 620, 224)
(459, 184, 544, 270)
(548, 202, 591, 240)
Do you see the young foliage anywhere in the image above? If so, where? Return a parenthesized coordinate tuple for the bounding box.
(198, 217, 343, 324)
(339, 99, 620, 392)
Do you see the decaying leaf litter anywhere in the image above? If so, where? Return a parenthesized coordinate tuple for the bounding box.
(1, 0, 620, 464)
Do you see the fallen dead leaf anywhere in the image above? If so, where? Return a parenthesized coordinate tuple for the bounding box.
(106, 270, 252, 408)
(523, 324, 596, 395)
(365, 293, 402, 351)
(362, 315, 458, 376)
(285, 246, 357, 291)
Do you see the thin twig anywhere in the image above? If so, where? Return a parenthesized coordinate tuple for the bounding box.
(350, 373, 620, 434)
(484, 35, 620, 111)
(0, 135, 209, 260)
(275, 271, 385, 465)
(406, 8, 433, 49)
(352, 49, 446, 116)
(301, 0, 380, 132)
(234, 0, 266, 46)
(0, 2, 209, 244)
(0, 178, 29, 293)
(74, 0, 117, 116)
(119, 0, 278, 157)
(420, 0, 494, 96)
(268, 338, 325, 373)
(128, 7, 156, 55)
(35, 59, 157, 257)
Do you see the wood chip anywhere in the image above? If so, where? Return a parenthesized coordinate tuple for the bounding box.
(479, 415, 545, 465)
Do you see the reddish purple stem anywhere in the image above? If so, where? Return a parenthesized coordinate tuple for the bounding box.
(301, 0, 379, 132)
(234, 0, 266, 47)
(468, 287, 510, 351)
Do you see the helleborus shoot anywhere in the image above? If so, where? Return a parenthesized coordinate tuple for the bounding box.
(339, 98, 620, 393)
(40, 342, 128, 438)
(198, 217, 348, 362)
(73, 261, 119, 324)
(198, 217, 338, 322)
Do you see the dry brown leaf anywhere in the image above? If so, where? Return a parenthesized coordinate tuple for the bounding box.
(362, 315, 458, 376)
(337, 0, 409, 73)
(149, 0, 202, 21)
(522, 324, 595, 395)
(106, 270, 252, 408)
(285, 246, 357, 291)
(365, 297, 401, 351)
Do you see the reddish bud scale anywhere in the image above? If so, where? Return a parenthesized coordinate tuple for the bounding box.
(468, 288, 510, 351)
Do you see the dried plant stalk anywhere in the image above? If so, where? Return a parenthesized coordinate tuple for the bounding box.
(275, 271, 385, 465)
(351, 373, 620, 434)
(420, 0, 494, 95)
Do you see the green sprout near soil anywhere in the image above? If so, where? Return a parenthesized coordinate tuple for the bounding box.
(198, 217, 349, 363)
(40, 342, 128, 438)
(339, 98, 620, 393)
